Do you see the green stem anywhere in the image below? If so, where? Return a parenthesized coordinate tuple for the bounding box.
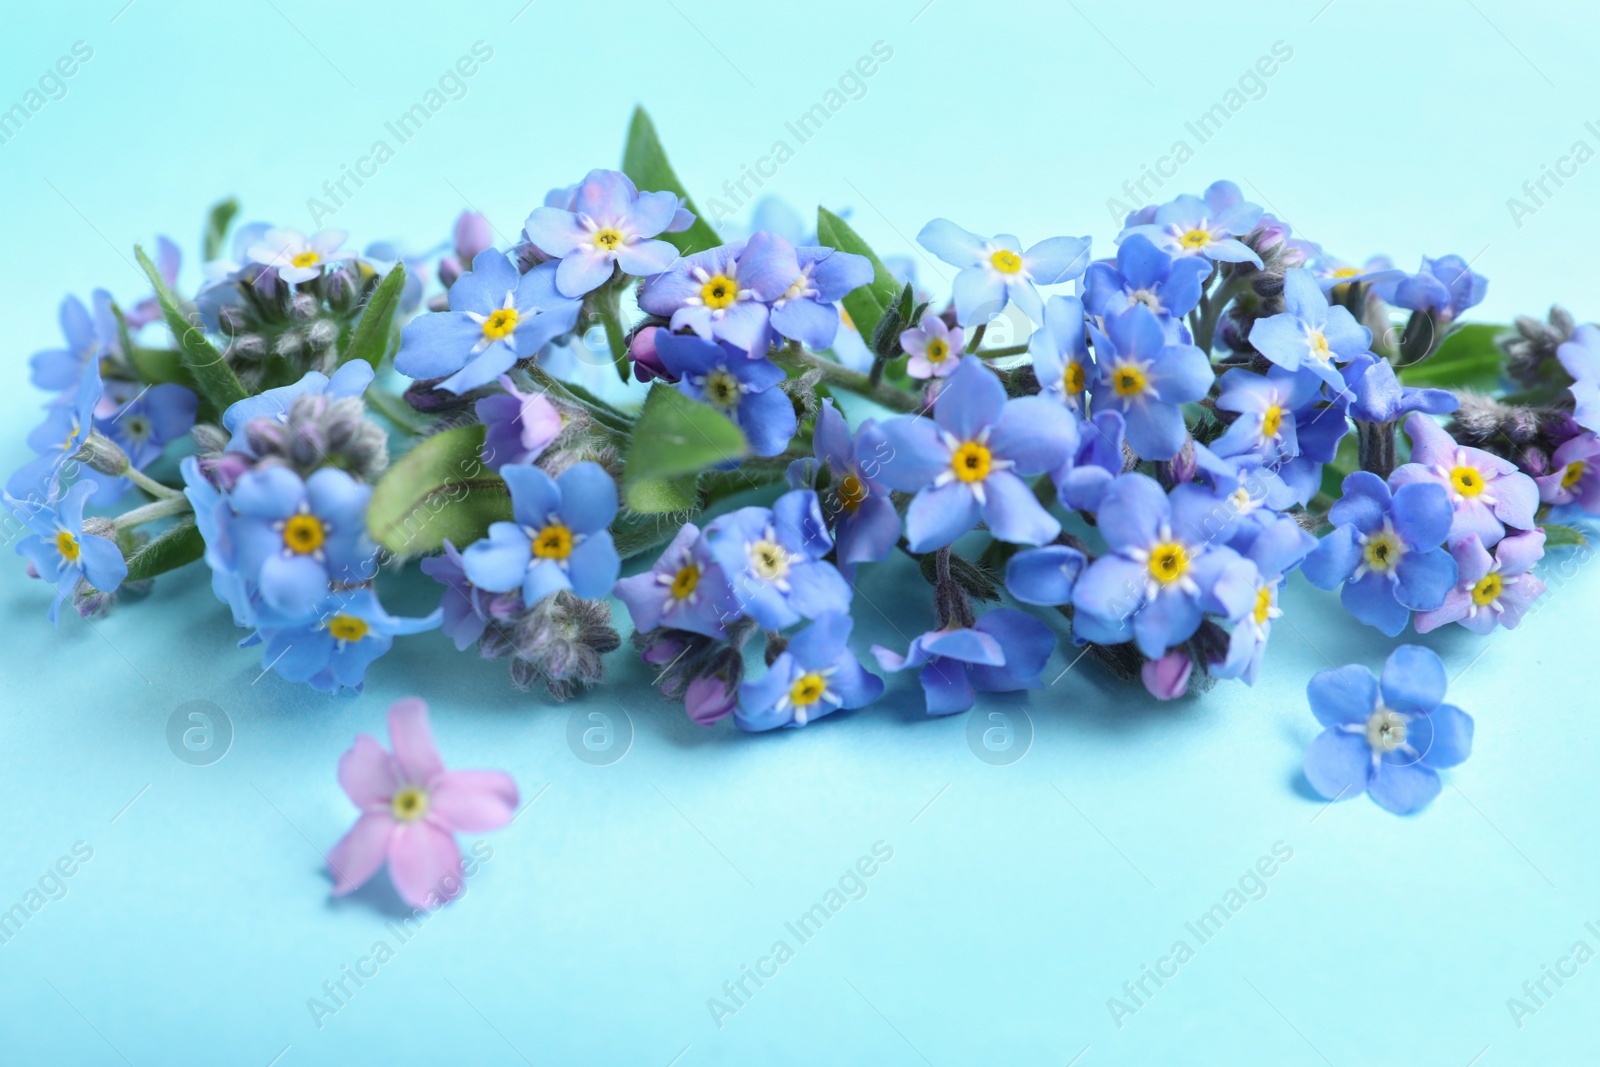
(592, 284, 630, 383)
(115, 494, 192, 529)
(365, 387, 433, 436)
(976, 343, 1030, 360)
(1193, 272, 1245, 354)
(774, 348, 921, 414)
(124, 464, 182, 500)
(521, 362, 633, 436)
(965, 323, 987, 354)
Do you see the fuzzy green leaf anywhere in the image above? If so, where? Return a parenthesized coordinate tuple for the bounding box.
(622, 385, 748, 513)
(1541, 522, 1589, 548)
(202, 197, 239, 263)
(125, 520, 205, 582)
(341, 263, 407, 368)
(1398, 323, 1505, 390)
(135, 244, 248, 412)
(620, 107, 722, 256)
(367, 425, 511, 557)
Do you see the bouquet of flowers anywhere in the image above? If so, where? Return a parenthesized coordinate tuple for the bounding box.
(12, 109, 1592, 815)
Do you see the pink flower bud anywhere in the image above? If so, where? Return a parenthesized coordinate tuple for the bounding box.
(1141, 650, 1192, 701)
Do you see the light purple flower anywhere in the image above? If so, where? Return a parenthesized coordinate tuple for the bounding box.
(327, 698, 517, 908)
(1536, 432, 1600, 511)
(900, 312, 964, 379)
(614, 522, 738, 640)
(871, 608, 1055, 716)
(1118, 181, 1264, 268)
(1413, 530, 1546, 635)
(476, 375, 561, 471)
(523, 169, 683, 297)
(637, 238, 774, 355)
(736, 232, 872, 350)
(1389, 413, 1538, 547)
(247, 228, 356, 284)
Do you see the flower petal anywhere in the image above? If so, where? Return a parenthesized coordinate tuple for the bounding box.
(388, 697, 445, 784)
(428, 769, 519, 832)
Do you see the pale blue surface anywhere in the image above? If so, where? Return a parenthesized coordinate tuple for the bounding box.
(3, 2, 1599, 1063)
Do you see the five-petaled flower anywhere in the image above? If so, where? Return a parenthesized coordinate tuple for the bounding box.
(900, 311, 964, 380)
(463, 461, 620, 607)
(736, 611, 883, 730)
(229, 466, 377, 619)
(328, 698, 518, 907)
(871, 608, 1055, 716)
(1389, 413, 1539, 548)
(1088, 304, 1214, 461)
(916, 218, 1091, 326)
(1303, 646, 1472, 815)
(523, 168, 684, 297)
(702, 488, 852, 631)
(656, 332, 797, 458)
(1119, 181, 1264, 269)
(1248, 268, 1372, 391)
(12, 479, 127, 624)
(614, 522, 738, 640)
(246, 228, 356, 285)
(1413, 529, 1546, 635)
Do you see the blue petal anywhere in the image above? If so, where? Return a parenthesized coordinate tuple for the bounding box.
(1341, 573, 1410, 636)
(1413, 704, 1473, 769)
(784, 559, 852, 620)
(952, 267, 1007, 326)
(1379, 645, 1447, 718)
(1006, 545, 1086, 606)
(771, 297, 840, 350)
(875, 416, 949, 492)
(903, 481, 981, 552)
(935, 357, 1006, 441)
(448, 249, 519, 314)
(555, 462, 619, 534)
(1393, 546, 1456, 610)
(1367, 761, 1441, 814)
(916, 218, 986, 268)
(979, 470, 1060, 546)
(787, 610, 852, 669)
(988, 395, 1076, 475)
(1096, 474, 1168, 552)
(396, 313, 487, 380)
(1023, 236, 1091, 285)
(501, 464, 561, 527)
(462, 523, 533, 593)
(1307, 664, 1378, 726)
(1303, 728, 1371, 801)
(523, 557, 573, 605)
(919, 659, 975, 716)
(1327, 471, 1392, 533)
(566, 531, 620, 599)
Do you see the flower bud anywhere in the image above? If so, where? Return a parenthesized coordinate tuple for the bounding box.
(1141, 649, 1192, 701)
(629, 325, 673, 383)
(76, 431, 129, 477)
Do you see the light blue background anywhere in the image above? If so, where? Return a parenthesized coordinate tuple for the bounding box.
(2, 1, 1598, 1063)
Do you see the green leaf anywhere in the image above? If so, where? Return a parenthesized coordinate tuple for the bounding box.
(136, 244, 248, 412)
(1398, 322, 1505, 390)
(1542, 522, 1589, 548)
(620, 107, 722, 256)
(125, 520, 205, 582)
(202, 197, 239, 262)
(367, 425, 511, 556)
(613, 509, 691, 560)
(816, 207, 900, 348)
(1318, 430, 1360, 502)
(341, 263, 407, 368)
(622, 386, 748, 513)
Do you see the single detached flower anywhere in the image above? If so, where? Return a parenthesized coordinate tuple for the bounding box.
(12, 479, 126, 624)
(1029, 295, 1092, 412)
(223, 362, 375, 453)
(656, 332, 797, 457)
(614, 522, 738, 640)
(737, 231, 872, 350)
(703, 488, 851, 630)
(1118, 181, 1264, 268)
(877, 356, 1074, 550)
(1389, 413, 1538, 548)
(328, 698, 518, 907)
(253, 586, 441, 693)
(736, 611, 883, 731)
(1070, 474, 1256, 657)
(797, 400, 899, 573)
(1301, 471, 1457, 636)
(637, 238, 774, 356)
(476, 375, 562, 471)
(1088, 304, 1214, 460)
(247, 228, 355, 284)
(1084, 233, 1209, 328)
(523, 168, 683, 297)
(1536, 432, 1600, 511)
(1248, 268, 1372, 390)
(870, 607, 1055, 716)
(1303, 645, 1473, 815)
(916, 218, 1091, 325)
(1413, 529, 1546, 635)
(463, 461, 620, 606)
(900, 312, 964, 380)
(230, 466, 378, 619)
(396, 251, 582, 395)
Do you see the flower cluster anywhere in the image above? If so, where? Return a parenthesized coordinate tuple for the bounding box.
(10, 112, 1587, 820)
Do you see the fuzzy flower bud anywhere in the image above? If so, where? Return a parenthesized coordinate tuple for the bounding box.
(245, 393, 389, 483)
(508, 591, 620, 700)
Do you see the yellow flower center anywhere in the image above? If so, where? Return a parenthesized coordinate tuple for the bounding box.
(788, 672, 828, 707)
(1179, 228, 1211, 250)
(1252, 585, 1273, 625)
(391, 786, 429, 823)
(1366, 708, 1408, 753)
(1450, 466, 1484, 497)
(1063, 361, 1085, 395)
(1362, 529, 1403, 573)
(704, 369, 741, 409)
(282, 514, 326, 555)
(1332, 266, 1363, 279)
(482, 307, 520, 341)
(1471, 572, 1503, 606)
(290, 250, 321, 268)
(56, 530, 81, 562)
(837, 474, 867, 511)
(1562, 460, 1586, 489)
(593, 227, 623, 251)
(748, 537, 791, 582)
(700, 274, 738, 309)
(1147, 542, 1189, 585)
(532, 523, 574, 560)
(925, 338, 950, 363)
(950, 441, 992, 483)
(670, 563, 700, 600)
(1262, 404, 1283, 437)
(1113, 365, 1147, 397)
(1308, 330, 1332, 364)
(327, 614, 369, 642)
(989, 249, 1023, 274)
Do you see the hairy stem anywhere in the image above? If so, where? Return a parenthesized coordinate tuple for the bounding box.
(774, 348, 922, 414)
(115, 494, 192, 529)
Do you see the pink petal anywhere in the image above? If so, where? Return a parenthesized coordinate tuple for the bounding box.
(338, 734, 398, 808)
(327, 812, 395, 896)
(388, 698, 445, 784)
(428, 770, 519, 832)
(387, 820, 464, 907)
